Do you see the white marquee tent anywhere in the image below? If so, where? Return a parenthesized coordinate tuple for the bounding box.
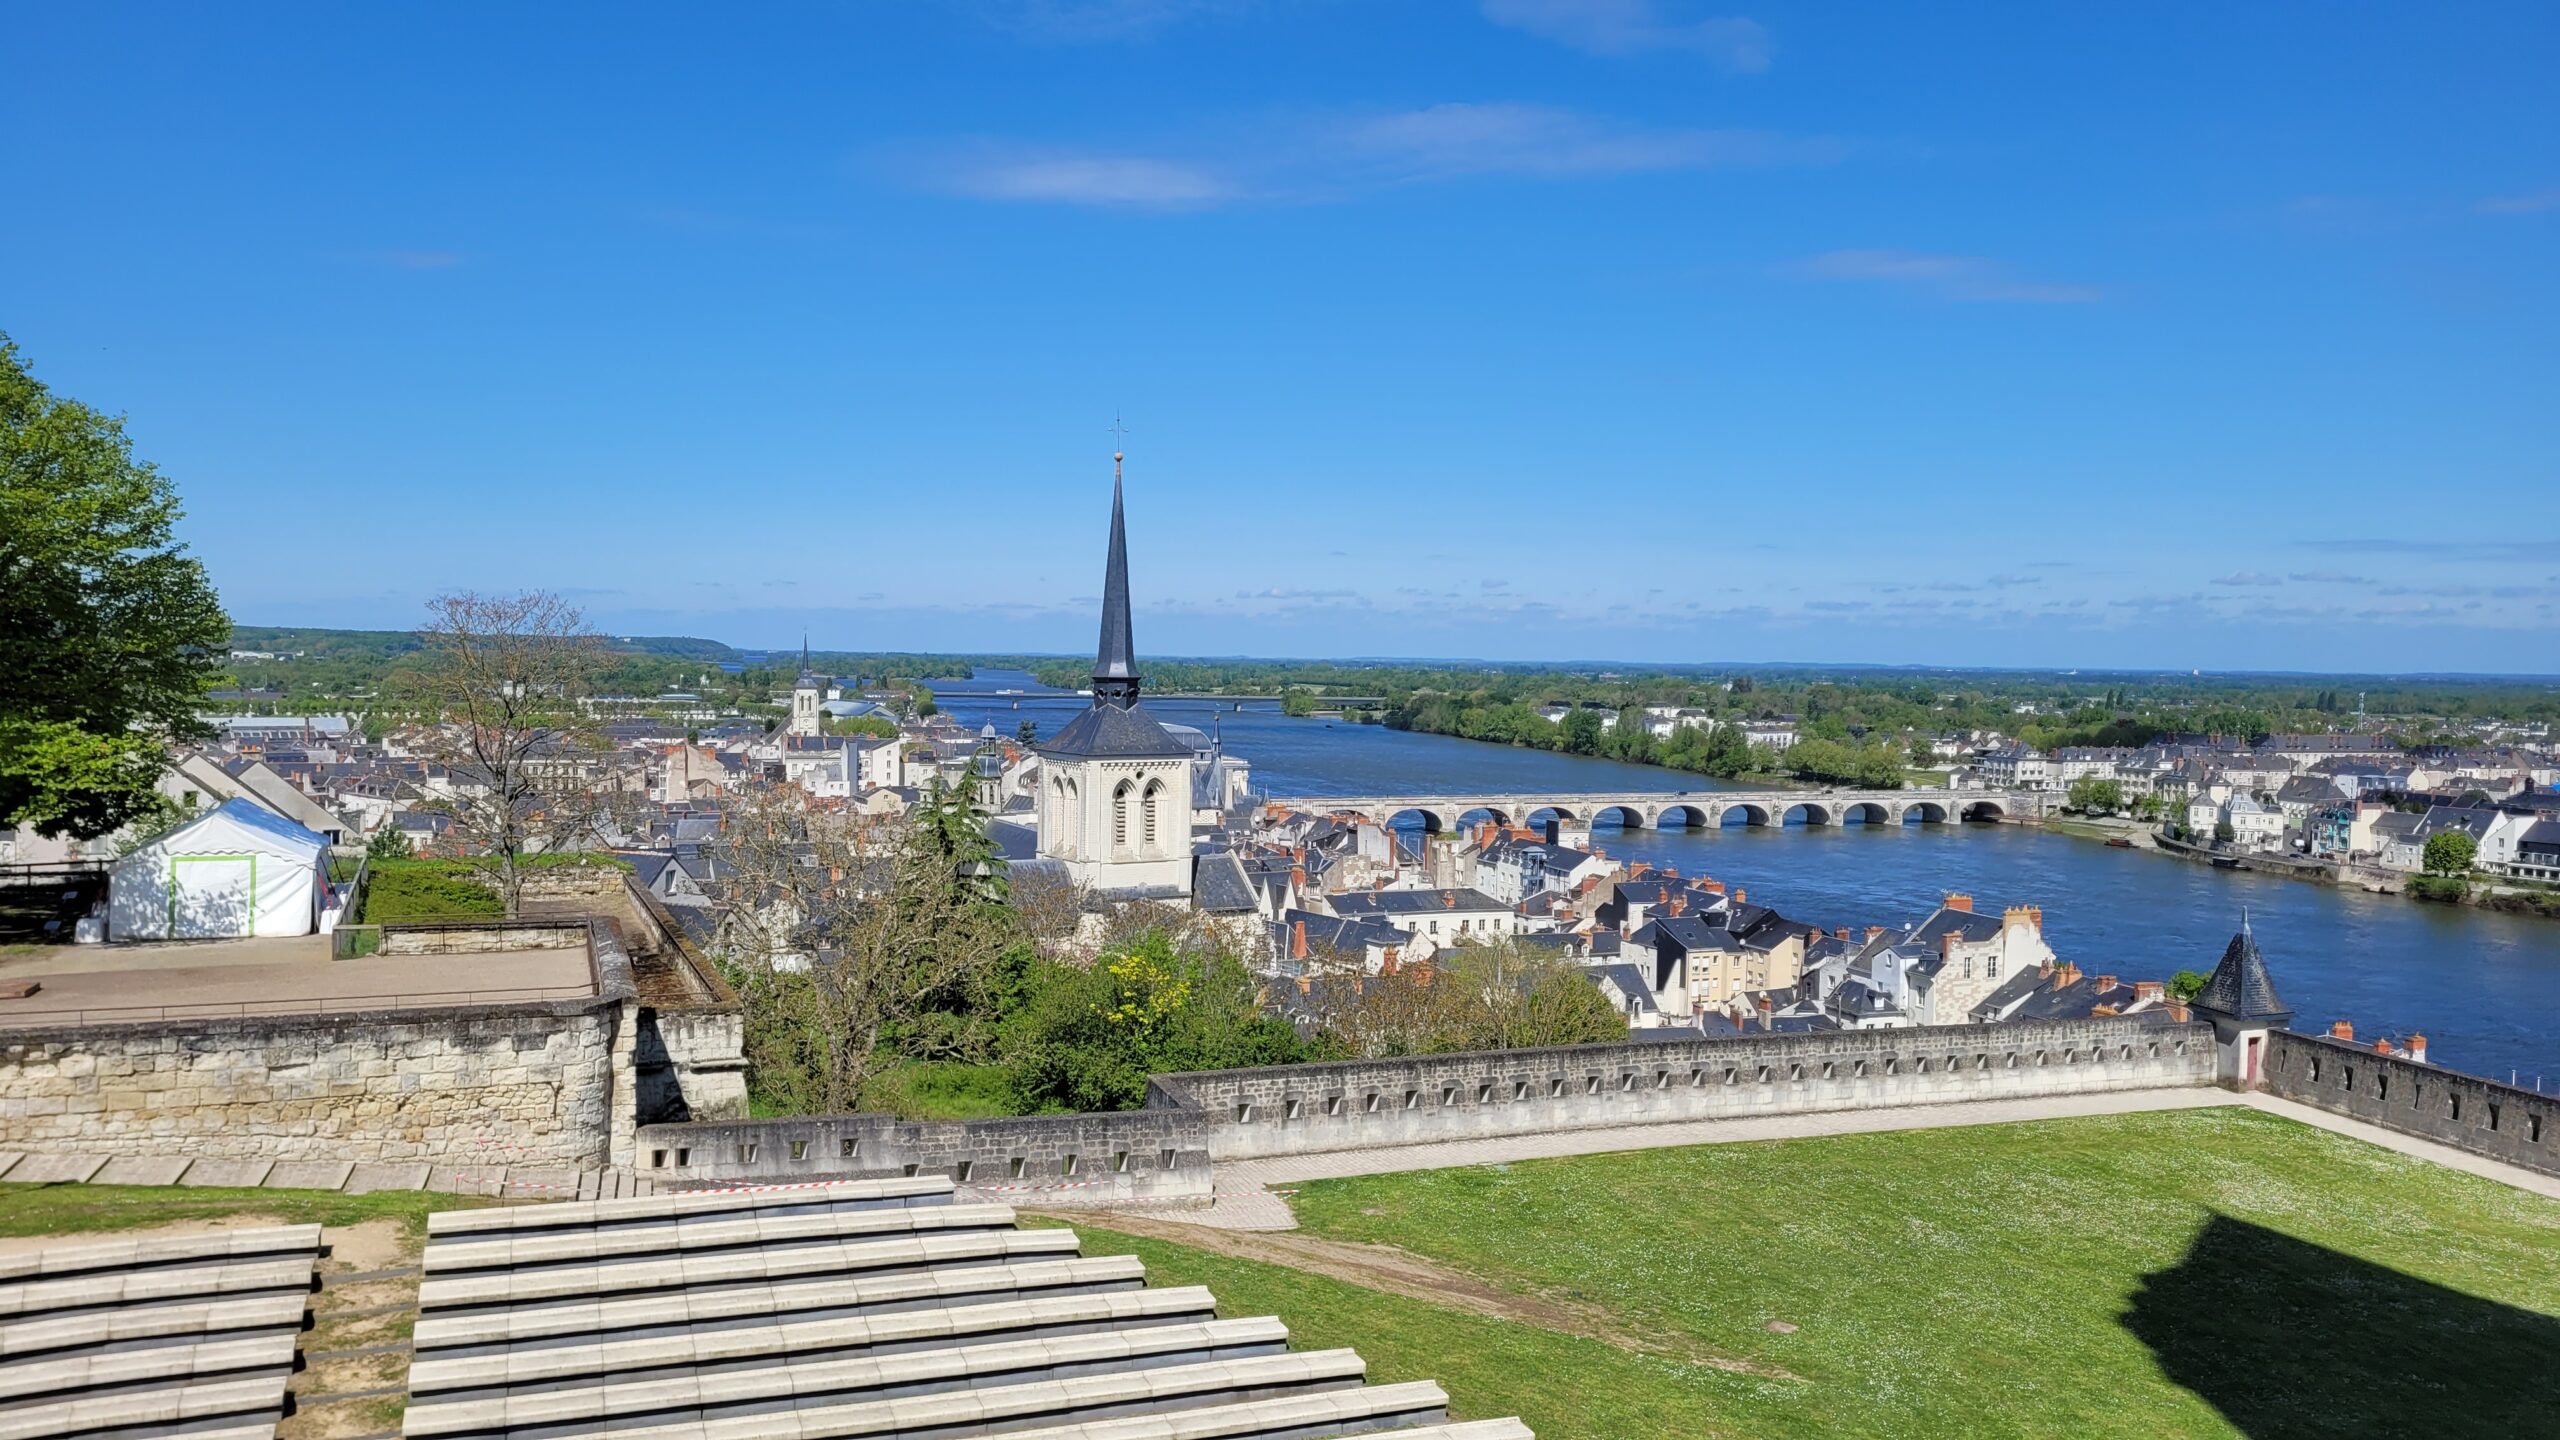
(108, 799, 335, 941)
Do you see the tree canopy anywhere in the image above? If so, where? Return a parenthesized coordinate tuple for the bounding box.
(0, 335, 229, 838)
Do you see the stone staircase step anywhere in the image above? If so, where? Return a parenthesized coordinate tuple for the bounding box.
(0, 1292, 308, 1360)
(401, 1316, 1293, 1436)
(408, 1285, 1222, 1397)
(416, 1224, 1085, 1312)
(0, 1375, 284, 1440)
(414, 1253, 1145, 1351)
(0, 1225, 321, 1284)
(425, 1174, 953, 1238)
(0, 1333, 294, 1402)
(0, 1257, 317, 1323)
(952, 1381, 1463, 1440)
(409, 1342, 1363, 1440)
(419, 1200, 1018, 1275)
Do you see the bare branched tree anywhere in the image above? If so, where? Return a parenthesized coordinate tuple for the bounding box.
(1310, 938, 1627, 1057)
(398, 590, 627, 916)
(711, 778, 1021, 1114)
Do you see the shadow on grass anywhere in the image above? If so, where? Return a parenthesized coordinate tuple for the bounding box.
(2124, 1213, 2557, 1440)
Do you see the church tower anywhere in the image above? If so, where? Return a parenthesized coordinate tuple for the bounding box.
(788, 636, 823, 738)
(1035, 447, 1194, 896)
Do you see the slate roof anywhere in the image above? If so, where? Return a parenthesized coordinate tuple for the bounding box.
(1039, 701, 1194, 759)
(1192, 850, 1259, 914)
(2194, 927, 2290, 1020)
(1328, 887, 1509, 917)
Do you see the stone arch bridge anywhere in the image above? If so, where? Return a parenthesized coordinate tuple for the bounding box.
(1267, 789, 2045, 834)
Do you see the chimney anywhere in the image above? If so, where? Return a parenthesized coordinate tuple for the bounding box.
(1866, 926, 1885, 942)
(1943, 932, 1961, 959)
(1757, 993, 1773, 1031)
(2329, 1020, 2355, 1041)
(2134, 980, 2164, 1002)
(1836, 927, 1851, 941)
(2095, 975, 2117, 993)
(2372, 1037, 2393, 1055)
(1668, 895, 1687, 917)
(1291, 865, 1307, 892)
(1944, 893, 1973, 913)
(1382, 945, 1401, 973)
(2164, 998, 2190, 1023)
(1702, 880, 1726, 895)
(1291, 921, 1308, 961)
(1733, 887, 1746, 904)
(1443, 891, 1457, 908)
(2091, 1004, 2119, 1018)
(2408, 1034, 2427, 1064)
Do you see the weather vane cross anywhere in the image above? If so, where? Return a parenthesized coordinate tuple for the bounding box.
(1109, 413, 1129, 457)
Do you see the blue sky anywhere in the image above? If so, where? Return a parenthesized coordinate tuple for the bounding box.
(6, 2, 2556, 672)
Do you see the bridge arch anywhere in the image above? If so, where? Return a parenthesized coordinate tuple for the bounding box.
(1841, 801, 1893, 826)
(1723, 802, 1773, 828)
(1590, 803, 1651, 830)
(1782, 802, 1835, 827)
(1385, 806, 1450, 835)
(1456, 805, 1514, 830)
(1899, 800, 1949, 825)
(1524, 804, 1578, 829)
(1961, 799, 2009, 823)
(1649, 803, 1709, 831)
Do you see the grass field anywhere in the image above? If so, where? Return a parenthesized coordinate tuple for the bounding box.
(1067, 1108, 2560, 1440)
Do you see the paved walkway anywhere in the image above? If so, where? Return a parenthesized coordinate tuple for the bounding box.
(1122, 1087, 2560, 1230)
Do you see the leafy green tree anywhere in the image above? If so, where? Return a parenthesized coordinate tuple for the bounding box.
(0, 335, 229, 839)
(2214, 819, 2237, 844)
(2168, 969, 2209, 1002)
(1016, 718, 1038, 745)
(2067, 777, 2125, 814)
(365, 825, 415, 861)
(1558, 706, 1605, 755)
(1001, 931, 1313, 1112)
(2422, 830, 2477, 877)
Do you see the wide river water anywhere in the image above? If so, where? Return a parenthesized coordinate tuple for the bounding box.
(936, 671, 2560, 1084)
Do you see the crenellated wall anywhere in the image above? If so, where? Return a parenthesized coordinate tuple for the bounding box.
(636, 1110, 1215, 1206)
(2261, 1029, 2560, 1178)
(636, 1014, 2214, 1201)
(1151, 1016, 2217, 1160)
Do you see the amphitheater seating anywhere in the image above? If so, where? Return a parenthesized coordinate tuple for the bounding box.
(404, 1174, 1530, 1439)
(0, 1222, 321, 1440)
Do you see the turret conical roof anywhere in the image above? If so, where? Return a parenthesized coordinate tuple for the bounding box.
(2194, 925, 2290, 1022)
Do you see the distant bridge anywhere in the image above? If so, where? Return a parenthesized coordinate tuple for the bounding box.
(1262, 789, 2046, 832)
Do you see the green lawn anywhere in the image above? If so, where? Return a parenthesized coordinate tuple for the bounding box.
(1069, 1109, 2560, 1440)
(0, 1183, 476, 1240)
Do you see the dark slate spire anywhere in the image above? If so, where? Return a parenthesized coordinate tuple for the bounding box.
(1092, 451, 1141, 709)
(2194, 918, 2291, 1022)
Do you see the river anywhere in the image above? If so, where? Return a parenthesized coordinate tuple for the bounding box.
(934, 670, 2560, 1084)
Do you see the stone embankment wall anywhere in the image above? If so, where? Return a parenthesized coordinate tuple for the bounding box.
(378, 921, 591, 955)
(2262, 1030, 2560, 1178)
(636, 1015, 2211, 1201)
(0, 922, 638, 1166)
(637, 1110, 1214, 1207)
(1152, 1016, 2218, 1160)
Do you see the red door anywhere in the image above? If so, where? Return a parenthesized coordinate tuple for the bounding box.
(2245, 1035, 2262, 1086)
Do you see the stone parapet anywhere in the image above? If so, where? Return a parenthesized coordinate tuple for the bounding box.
(2262, 1029, 2559, 1178)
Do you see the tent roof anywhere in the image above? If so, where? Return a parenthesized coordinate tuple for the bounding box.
(126, 798, 331, 865)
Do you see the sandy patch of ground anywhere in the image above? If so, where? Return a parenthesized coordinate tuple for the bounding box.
(1046, 1210, 1796, 1379)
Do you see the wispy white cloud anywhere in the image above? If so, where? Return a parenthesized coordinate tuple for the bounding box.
(2476, 189, 2560, 215)
(1788, 249, 2103, 304)
(890, 143, 1240, 210)
(1481, 0, 1771, 72)
(885, 103, 1837, 211)
(2210, 571, 2283, 587)
(1346, 103, 1830, 180)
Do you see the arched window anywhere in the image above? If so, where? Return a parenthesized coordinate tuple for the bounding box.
(1113, 780, 1132, 850)
(1142, 779, 1164, 849)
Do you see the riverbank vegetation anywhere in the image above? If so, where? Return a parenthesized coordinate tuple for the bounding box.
(1066, 1106, 2560, 1440)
